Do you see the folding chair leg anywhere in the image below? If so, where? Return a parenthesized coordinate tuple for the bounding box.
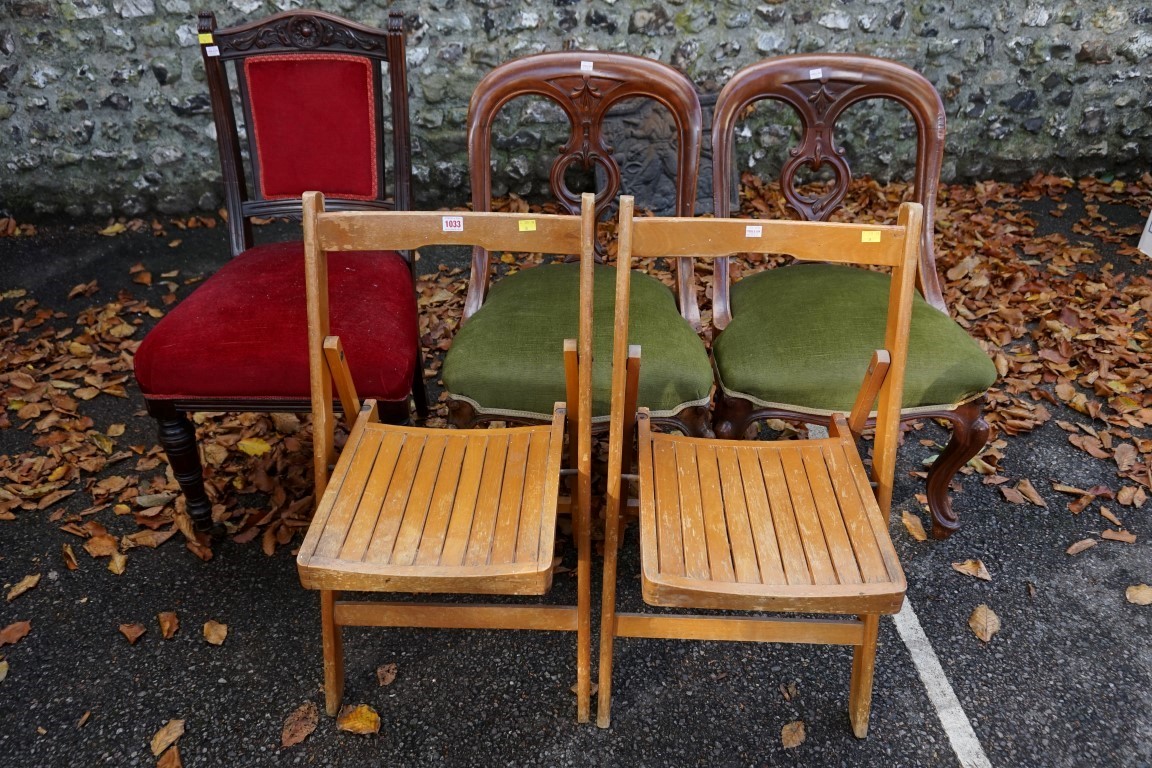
(848, 613, 880, 738)
(321, 590, 345, 716)
(596, 527, 622, 727)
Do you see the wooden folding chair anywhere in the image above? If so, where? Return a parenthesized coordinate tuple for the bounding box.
(597, 197, 922, 736)
(297, 192, 596, 722)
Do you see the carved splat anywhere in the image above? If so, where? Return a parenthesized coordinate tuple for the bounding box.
(775, 78, 865, 222)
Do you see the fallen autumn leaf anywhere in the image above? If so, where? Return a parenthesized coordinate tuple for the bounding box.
(119, 623, 146, 645)
(951, 560, 992, 581)
(781, 720, 806, 748)
(968, 604, 1001, 643)
(336, 704, 381, 735)
(281, 701, 319, 747)
(1126, 585, 1152, 605)
(150, 719, 185, 756)
(203, 620, 227, 646)
(6, 573, 40, 601)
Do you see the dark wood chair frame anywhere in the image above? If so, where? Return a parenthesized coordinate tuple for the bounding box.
(146, 9, 426, 531)
(709, 54, 991, 538)
(448, 50, 711, 437)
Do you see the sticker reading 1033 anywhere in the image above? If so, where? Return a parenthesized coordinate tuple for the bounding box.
(442, 216, 464, 232)
(745, 225, 762, 238)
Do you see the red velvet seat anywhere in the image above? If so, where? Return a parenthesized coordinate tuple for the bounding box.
(135, 243, 418, 403)
(134, 10, 423, 532)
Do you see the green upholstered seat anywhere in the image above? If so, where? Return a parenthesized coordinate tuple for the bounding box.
(443, 262, 712, 421)
(713, 263, 997, 415)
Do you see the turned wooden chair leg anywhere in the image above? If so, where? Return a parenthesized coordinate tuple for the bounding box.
(848, 613, 880, 739)
(711, 394, 756, 440)
(321, 590, 345, 716)
(923, 398, 990, 539)
(153, 410, 214, 531)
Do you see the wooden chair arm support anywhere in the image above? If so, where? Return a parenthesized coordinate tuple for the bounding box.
(847, 349, 891, 437)
(323, 335, 361, 425)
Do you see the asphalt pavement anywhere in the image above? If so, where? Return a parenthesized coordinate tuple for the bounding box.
(1, 189, 1151, 768)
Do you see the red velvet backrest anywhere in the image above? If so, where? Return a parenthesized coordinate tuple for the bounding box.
(244, 54, 378, 200)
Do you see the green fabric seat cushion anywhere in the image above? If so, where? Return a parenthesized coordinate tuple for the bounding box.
(443, 262, 712, 420)
(713, 263, 997, 415)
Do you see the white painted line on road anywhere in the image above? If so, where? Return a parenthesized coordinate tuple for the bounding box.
(893, 600, 992, 768)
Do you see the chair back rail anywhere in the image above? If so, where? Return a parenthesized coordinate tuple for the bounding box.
(710, 54, 946, 327)
(464, 51, 702, 326)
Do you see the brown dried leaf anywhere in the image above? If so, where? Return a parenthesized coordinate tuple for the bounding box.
(6, 573, 40, 601)
(781, 720, 806, 749)
(376, 663, 398, 687)
(150, 719, 185, 756)
(281, 701, 319, 747)
(62, 543, 79, 571)
(84, 533, 119, 558)
(123, 528, 176, 549)
(1015, 479, 1047, 507)
(1113, 443, 1137, 473)
(0, 659, 7, 683)
(901, 510, 927, 542)
(157, 746, 183, 768)
(108, 551, 127, 575)
(1068, 494, 1095, 515)
(1099, 507, 1123, 527)
(336, 704, 381, 735)
(1066, 539, 1097, 555)
(158, 611, 179, 640)
(968, 604, 1001, 642)
(0, 620, 31, 647)
(951, 559, 992, 581)
(1126, 584, 1152, 605)
(1101, 529, 1136, 544)
(1000, 485, 1027, 505)
(119, 623, 146, 645)
(203, 620, 227, 646)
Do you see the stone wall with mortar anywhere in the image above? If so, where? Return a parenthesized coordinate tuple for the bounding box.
(2, 0, 1151, 217)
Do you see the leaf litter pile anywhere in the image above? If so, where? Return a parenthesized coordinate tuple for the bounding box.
(3, 173, 1152, 748)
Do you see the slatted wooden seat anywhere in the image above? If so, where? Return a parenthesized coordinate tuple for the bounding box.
(298, 422, 564, 595)
(298, 191, 595, 723)
(598, 197, 921, 737)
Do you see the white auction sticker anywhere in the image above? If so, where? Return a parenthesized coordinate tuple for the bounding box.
(1139, 209, 1152, 257)
(809, 68, 823, 80)
(205, 45, 220, 57)
(745, 224, 762, 238)
(442, 216, 464, 232)
(580, 60, 594, 72)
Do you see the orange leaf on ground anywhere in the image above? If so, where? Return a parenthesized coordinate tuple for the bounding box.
(0, 620, 31, 647)
(119, 623, 146, 644)
(968, 604, 1001, 642)
(6, 573, 40, 601)
(158, 612, 179, 640)
(62, 544, 79, 570)
(157, 746, 183, 768)
(781, 720, 806, 748)
(1126, 585, 1152, 605)
(281, 701, 319, 747)
(1066, 539, 1097, 555)
(108, 551, 127, 575)
(203, 620, 227, 646)
(376, 663, 398, 687)
(901, 510, 927, 541)
(336, 704, 381, 735)
(951, 560, 992, 581)
(1016, 479, 1047, 507)
(84, 534, 119, 558)
(150, 719, 185, 756)
(1101, 529, 1136, 543)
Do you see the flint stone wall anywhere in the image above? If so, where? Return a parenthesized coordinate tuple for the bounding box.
(2, 0, 1151, 218)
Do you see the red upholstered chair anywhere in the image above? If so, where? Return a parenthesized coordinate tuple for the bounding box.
(134, 10, 425, 531)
